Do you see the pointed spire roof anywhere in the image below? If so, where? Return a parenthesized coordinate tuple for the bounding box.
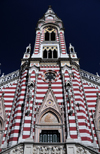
(45, 5, 55, 16)
(37, 6, 63, 29)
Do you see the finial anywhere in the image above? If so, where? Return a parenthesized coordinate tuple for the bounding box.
(26, 44, 31, 53)
(49, 5, 52, 8)
(69, 43, 73, 49)
(69, 43, 75, 53)
(1, 73, 4, 77)
(96, 72, 99, 77)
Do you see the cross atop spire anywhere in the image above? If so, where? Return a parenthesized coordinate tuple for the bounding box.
(48, 5, 52, 8)
(45, 6, 55, 16)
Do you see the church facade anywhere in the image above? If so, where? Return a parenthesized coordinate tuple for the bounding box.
(0, 6, 100, 154)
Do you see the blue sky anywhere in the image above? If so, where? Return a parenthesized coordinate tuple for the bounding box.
(0, 0, 100, 75)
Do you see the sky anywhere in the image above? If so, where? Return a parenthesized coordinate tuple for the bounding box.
(0, 0, 100, 76)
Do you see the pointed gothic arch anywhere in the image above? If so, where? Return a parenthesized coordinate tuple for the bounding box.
(43, 49, 47, 58)
(53, 49, 57, 58)
(35, 88, 64, 142)
(35, 107, 63, 143)
(48, 49, 52, 58)
(42, 46, 58, 59)
(51, 31, 55, 41)
(40, 111, 59, 123)
(38, 107, 62, 124)
(44, 27, 56, 41)
(45, 31, 49, 41)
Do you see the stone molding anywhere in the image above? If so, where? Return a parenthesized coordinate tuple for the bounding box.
(0, 142, 99, 154)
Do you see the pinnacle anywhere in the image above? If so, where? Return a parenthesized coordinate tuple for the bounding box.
(48, 5, 52, 8)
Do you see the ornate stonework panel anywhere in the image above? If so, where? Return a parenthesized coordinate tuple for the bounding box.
(12, 145, 23, 154)
(33, 145, 65, 154)
(38, 88, 61, 116)
(42, 70, 59, 83)
(76, 146, 91, 154)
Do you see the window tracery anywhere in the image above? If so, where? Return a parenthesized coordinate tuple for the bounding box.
(43, 46, 57, 59)
(44, 27, 56, 41)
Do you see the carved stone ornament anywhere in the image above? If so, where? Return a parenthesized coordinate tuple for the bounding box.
(42, 70, 59, 83)
(12, 145, 23, 154)
(36, 88, 61, 119)
(76, 146, 90, 154)
(33, 145, 65, 154)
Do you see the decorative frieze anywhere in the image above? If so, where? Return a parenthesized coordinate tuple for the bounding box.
(33, 145, 65, 154)
(0, 143, 100, 154)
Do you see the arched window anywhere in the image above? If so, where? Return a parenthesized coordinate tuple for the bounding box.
(43, 46, 58, 59)
(45, 32, 49, 41)
(43, 50, 47, 58)
(71, 48, 73, 52)
(51, 31, 55, 41)
(44, 27, 56, 41)
(53, 50, 57, 58)
(48, 50, 52, 58)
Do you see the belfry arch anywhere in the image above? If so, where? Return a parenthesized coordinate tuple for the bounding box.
(44, 27, 56, 41)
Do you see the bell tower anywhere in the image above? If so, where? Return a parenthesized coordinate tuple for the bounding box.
(31, 6, 68, 59)
(20, 6, 80, 144)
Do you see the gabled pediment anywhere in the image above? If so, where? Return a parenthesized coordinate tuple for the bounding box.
(38, 87, 61, 115)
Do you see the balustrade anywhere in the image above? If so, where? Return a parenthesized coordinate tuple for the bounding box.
(80, 69, 100, 84)
(0, 70, 19, 86)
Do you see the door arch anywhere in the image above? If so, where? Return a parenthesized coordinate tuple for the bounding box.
(35, 108, 64, 143)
